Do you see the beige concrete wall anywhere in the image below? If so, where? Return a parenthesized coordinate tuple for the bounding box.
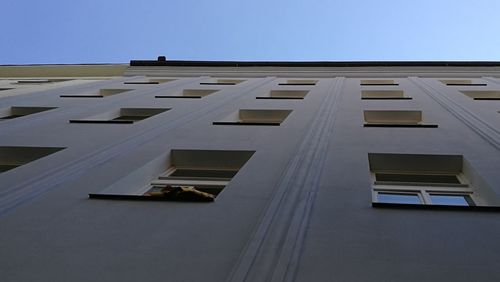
(1, 65, 500, 282)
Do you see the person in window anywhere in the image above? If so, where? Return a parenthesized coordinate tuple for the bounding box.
(145, 185, 215, 202)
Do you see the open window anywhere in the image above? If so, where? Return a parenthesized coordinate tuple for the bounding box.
(440, 79, 487, 86)
(368, 153, 491, 208)
(0, 106, 57, 120)
(256, 90, 309, 100)
(460, 90, 500, 100)
(155, 89, 219, 99)
(200, 79, 244, 85)
(60, 88, 132, 98)
(363, 110, 437, 127)
(360, 80, 398, 86)
(278, 79, 317, 86)
(361, 90, 411, 100)
(89, 149, 255, 202)
(213, 109, 292, 126)
(70, 108, 170, 124)
(124, 78, 176, 85)
(0, 146, 65, 173)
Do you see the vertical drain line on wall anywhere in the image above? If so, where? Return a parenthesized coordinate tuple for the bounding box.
(409, 77, 500, 151)
(227, 77, 345, 282)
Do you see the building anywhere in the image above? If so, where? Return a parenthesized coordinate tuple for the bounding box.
(1, 59, 500, 281)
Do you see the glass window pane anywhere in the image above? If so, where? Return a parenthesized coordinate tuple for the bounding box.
(430, 194, 471, 206)
(377, 192, 421, 204)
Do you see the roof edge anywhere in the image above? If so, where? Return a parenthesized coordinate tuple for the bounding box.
(130, 60, 500, 68)
(0, 64, 128, 77)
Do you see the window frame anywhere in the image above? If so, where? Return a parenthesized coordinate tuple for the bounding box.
(256, 90, 309, 100)
(88, 149, 255, 202)
(69, 107, 170, 124)
(363, 110, 437, 128)
(371, 172, 478, 206)
(155, 89, 219, 99)
(212, 109, 292, 126)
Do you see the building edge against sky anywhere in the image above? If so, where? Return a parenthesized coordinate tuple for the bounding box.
(1, 59, 500, 281)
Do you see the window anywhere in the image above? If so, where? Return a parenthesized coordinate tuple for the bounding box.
(369, 153, 479, 207)
(124, 78, 176, 85)
(460, 90, 500, 100)
(256, 90, 309, 99)
(429, 194, 473, 206)
(70, 108, 170, 124)
(360, 80, 398, 86)
(361, 90, 411, 100)
(375, 173, 460, 184)
(60, 88, 132, 98)
(89, 149, 255, 202)
(200, 79, 244, 85)
(213, 109, 292, 126)
(155, 89, 219, 99)
(0, 88, 13, 91)
(0, 146, 65, 173)
(440, 79, 487, 86)
(14, 79, 71, 84)
(0, 106, 56, 120)
(377, 192, 422, 204)
(363, 110, 437, 127)
(374, 189, 475, 206)
(278, 79, 317, 86)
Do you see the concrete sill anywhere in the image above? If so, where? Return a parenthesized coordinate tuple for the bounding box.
(372, 202, 500, 212)
(88, 194, 214, 202)
(361, 97, 412, 100)
(60, 95, 104, 98)
(256, 97, 304, 100)
(69, 120, 134, 124)
(155, 96, 201, 98)
(364, 124, 438, 128)
(447, 83, 487, 86)
(212, 121, 281, 126)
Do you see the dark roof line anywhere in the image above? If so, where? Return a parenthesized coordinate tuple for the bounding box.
(130, 60, 500, 68)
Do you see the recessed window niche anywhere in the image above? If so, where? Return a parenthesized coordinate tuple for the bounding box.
(0, 106, 56, 120)
(361, 90, 411, 100)
(360, 80, 398, 86)
(124, 78, 176, 85)
(440, 79, 487, 86)
(60, 88, 132, 98)
(363, 110, 437, 127)
(257, 90, 309, 100)
(368, 153, 500, 209)
(278, 79, 317, 86)
(70, 108, 170, 124)
(213, 109, 292, 126)
(200, 79, 244, 85)
(14, 79, 71, 84)
(155, 89, 219, 98)
(460, 90, 500, 100)
(0, 146, 65, 173)
(89, 149, 255, 202)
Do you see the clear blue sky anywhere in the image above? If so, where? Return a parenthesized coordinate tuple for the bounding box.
(2, 0, 500, 64)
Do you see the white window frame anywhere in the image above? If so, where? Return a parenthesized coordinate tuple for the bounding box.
(371, 172, 481, 206)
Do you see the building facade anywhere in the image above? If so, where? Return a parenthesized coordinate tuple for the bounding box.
(1, 59, 500, 281)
